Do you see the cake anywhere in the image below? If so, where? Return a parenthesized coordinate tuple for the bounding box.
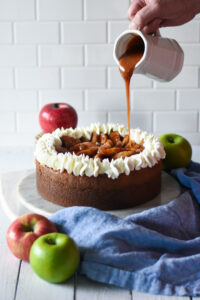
(35, 124, 165, 210)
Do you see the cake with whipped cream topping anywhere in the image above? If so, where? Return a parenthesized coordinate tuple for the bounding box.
(35, 124, 165, 210)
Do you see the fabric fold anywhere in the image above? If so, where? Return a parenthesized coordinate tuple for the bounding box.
(50, 161, 200, 296)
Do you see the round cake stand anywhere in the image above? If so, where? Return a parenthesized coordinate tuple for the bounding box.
(15, 171, 182, 219)
(0, 170, 34, 221)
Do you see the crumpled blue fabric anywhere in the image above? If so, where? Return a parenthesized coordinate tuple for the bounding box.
(171, 161, 200, 204)
(50, 161, 200, 296)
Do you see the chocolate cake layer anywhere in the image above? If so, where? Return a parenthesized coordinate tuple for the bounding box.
(36, 160, 162, 210)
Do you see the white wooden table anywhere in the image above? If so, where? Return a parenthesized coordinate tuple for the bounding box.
(1, 146, 200, 300)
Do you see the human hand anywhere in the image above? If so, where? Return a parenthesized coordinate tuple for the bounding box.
(127, 0, 200, 34)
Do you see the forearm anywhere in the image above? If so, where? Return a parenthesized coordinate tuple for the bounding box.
(188, 0, 200, 16)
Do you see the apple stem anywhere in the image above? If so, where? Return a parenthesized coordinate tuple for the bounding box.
(46, 238, 56, 245)
(23, 225, 34, 232)
(168, 137, 174, 143)
(54, 103, 59, 108)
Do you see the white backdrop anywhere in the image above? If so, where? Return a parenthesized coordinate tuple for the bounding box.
(0, 0, 200, 146)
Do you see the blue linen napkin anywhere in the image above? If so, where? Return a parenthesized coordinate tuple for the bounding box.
(50, 161, 200, 297)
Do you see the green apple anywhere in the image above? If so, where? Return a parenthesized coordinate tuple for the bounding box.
(159, 133, 192, 170)
(30, 232, 80, 283)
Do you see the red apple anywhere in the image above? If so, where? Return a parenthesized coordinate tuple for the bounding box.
(6, 213, 57, 261)
(39, 103, 78, 133)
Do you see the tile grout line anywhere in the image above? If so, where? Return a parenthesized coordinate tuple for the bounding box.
(197, 109, 199, 132)
(199, 67, 200, 88)
(105, 68, 108, 89)
(83, 89, 86, 111)
(152, 111, 155, 132)
(36, 90, 40, 111)
(59, 67, 62, 89)
(11, 21, 15, 44)
(73, 272, 78, 300)
(36, 45, 39, 67)
(13, 260, 22, 300)
(106, 21, 108, 44)
(13, 67, 16, 89)
(106, 111, 108, 123)
(175, 89, 177, 111)
(199, 21, 200, 43)
(82, 0, 86, 21)
(107, 21, 110, 44)
(14, 111, 17, 133)
(58, 22, 62, 44)
(35, 0, 39, 21)
(83, 45, 86, 66)
(151, 111, 154, 132)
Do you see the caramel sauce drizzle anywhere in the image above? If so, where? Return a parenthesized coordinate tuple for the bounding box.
(119, 34, 144, 146)
(55, 35, 145, 161)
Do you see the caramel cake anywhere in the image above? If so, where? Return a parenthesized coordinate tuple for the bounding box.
(35, 124, 165, 210)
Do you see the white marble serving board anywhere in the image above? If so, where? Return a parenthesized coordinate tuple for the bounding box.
(0, 170, 33, 221)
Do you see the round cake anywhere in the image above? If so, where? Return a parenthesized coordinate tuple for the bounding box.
(35, 124, 165, 210)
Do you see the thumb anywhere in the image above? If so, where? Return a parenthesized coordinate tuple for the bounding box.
(132, 2, 161, 30)
(127, 0, 144, 20)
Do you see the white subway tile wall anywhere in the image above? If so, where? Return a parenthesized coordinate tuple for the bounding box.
(85, 0, 129, 20)
(15, 68, 60, 89)
(154, 112, 198, 132)
(160, 21, 200, 43)
(39, 45, 83, 66)
(0, 46, 36, 66)
(85, 45, 114, 66)
(14, 22, 60, 44)
(0, 0, 199, 146)
(61, 67, 106, 88)
(0, 68, 14, 88)
(16, 112, 41, 133)
(0, 23, 12, 43)
(108, 112, 153, 132)
(61, 22, 107, 44)
(38, 0, 82, 20)
(0, 0, 35, 20)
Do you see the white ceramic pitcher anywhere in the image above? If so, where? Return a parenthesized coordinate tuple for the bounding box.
(113, 29, 184, 82)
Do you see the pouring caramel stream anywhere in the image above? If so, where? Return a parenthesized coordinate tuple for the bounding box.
(119, 35, 144, 146)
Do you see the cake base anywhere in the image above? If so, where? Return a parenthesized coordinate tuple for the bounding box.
(36, 160, 162, 210)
